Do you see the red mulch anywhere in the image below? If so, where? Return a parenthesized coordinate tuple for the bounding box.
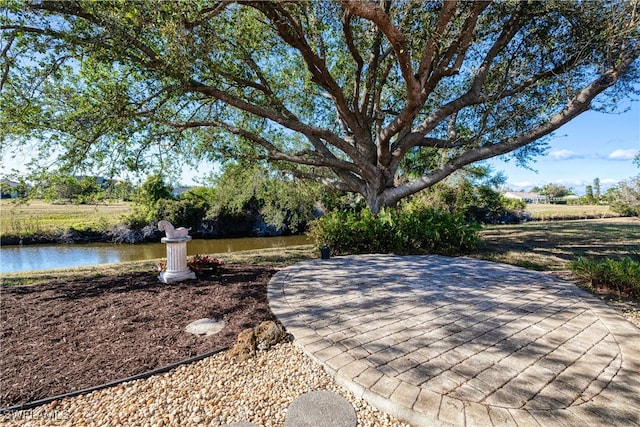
(0, 264, 277, 408)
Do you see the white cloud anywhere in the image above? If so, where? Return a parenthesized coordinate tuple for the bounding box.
(608, 148, 639, 160)
(511, 181, 534, 188)
(601, 178, 620, 185)
(548, 149, 582, 160)
(554, 178, 587, 186)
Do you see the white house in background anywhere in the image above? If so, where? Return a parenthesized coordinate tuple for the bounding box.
(503, 191, 548, 204)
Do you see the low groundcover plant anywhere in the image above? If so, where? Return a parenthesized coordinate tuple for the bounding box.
(156, 254, 224, 274)
(187, 254, 224, 274)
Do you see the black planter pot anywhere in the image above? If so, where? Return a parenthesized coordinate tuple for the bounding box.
(320, 246, 331, 259)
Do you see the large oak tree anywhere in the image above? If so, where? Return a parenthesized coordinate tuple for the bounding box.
(1, 0, 638, 211)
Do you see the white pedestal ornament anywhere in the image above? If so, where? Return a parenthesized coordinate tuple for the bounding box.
(158, 221, 196, 284)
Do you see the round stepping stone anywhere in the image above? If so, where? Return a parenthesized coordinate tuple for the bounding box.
(185, 318, 226, 336)
(285, 391, 357, 427)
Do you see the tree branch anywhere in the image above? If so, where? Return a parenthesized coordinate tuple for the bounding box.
(241, 54, 299, 121)
(252, 2, 360, 137)
(187, 79, 358, 160)
(342, 1, 425, 148)
(341, 0, 417, 96)
(0, 33, 15, 92)
(382, 61, 634, 205)
(164, 118, 361, 173)
(434, 2, 490, 78)
(341, 10, 364, 113)
(393, 1, 528, 159)
(417, 0, 459, 83)
(28, 3, 161, 67)
(183, 2, 233, 29)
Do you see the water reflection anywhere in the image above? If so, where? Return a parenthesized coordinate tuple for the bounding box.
(0, 235, 311, 274)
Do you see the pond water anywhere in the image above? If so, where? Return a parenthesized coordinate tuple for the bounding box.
(0, 235, 311, 274)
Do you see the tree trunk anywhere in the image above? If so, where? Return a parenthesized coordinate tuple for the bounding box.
(365, 188, 383, 214)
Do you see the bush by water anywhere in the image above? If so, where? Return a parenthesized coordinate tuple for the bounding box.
(309, 202, 480, 256)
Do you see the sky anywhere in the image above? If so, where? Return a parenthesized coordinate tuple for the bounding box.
(486, 101, 639, 195)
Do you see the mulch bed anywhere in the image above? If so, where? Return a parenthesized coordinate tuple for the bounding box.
(0, 264, 277, 408)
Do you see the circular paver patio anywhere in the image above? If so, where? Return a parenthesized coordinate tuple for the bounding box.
(268, 254, 640, 427)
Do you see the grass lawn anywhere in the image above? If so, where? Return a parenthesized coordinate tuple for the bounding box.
(0, 200, 132, 237)
(524, 203, 617, 220)
(475, 217, 640, 271)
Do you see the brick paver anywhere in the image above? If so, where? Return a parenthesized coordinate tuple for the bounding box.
(268, 254, 640, 426)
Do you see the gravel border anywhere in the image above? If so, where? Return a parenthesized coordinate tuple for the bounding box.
(0, 343, 409, 426)
(0, 347, 229, 414)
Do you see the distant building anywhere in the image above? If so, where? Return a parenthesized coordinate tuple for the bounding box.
(74, 176, 117, 190)
(0, 179, 27, 199)
(172, 187, 192, 197)
(503, 191, 548, 204)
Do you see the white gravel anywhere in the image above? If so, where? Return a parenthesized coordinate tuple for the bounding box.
(0, 343, 409, 427)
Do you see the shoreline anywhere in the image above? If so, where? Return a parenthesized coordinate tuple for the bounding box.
(0, 228, 305, 247)
(0, 245, 317, 283)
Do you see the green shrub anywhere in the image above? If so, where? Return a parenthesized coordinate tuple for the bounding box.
(607, 176, 640, 217)
(124, 182, 214, 231)
(309, 202, 480, 256)
(501, 196, 526, 210)
(416, 180, 521, 223)
(570, 255, 640, 298)
(207, 161, 320, 233)
(155, 198, 208, 230)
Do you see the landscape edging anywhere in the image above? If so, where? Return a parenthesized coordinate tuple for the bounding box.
(0, 346, 229, 414)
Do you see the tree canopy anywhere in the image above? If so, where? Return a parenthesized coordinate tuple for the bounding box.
(1, 0, 639, 211)
(531, 182, 574, 198)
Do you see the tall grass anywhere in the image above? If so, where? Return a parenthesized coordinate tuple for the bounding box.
(0, 200, 132, 238)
